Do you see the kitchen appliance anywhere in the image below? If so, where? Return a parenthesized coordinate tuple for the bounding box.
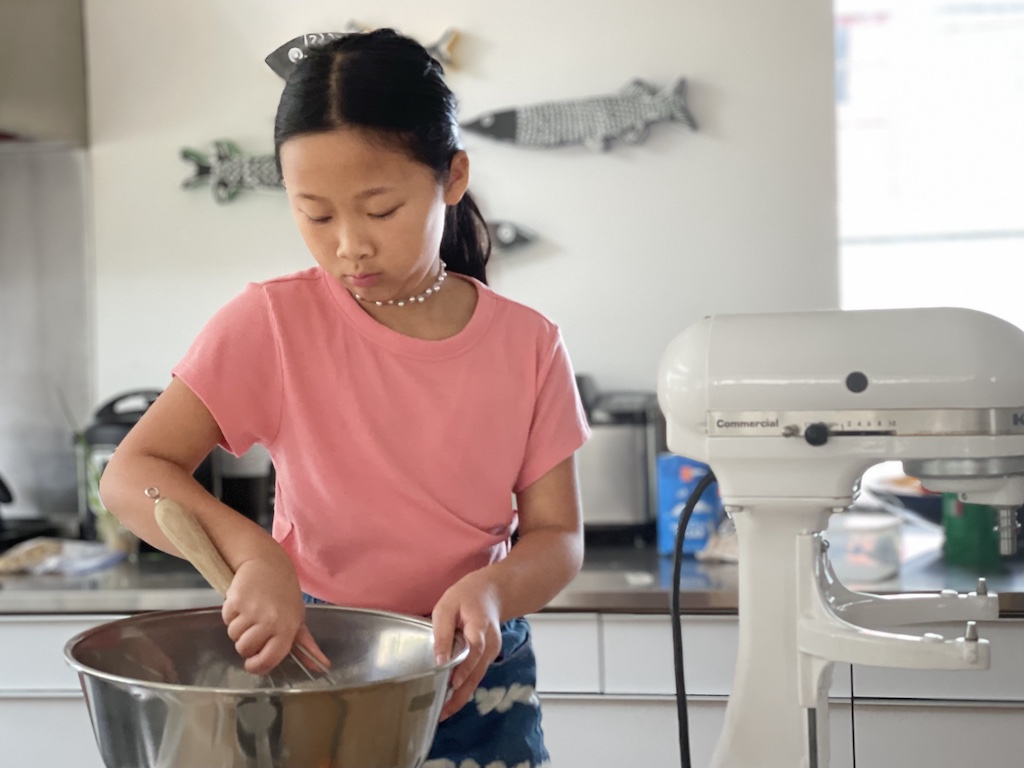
(575, 380, 665, 537)
(65, 605, 469, 768)
(219, 444, 275, 530)
(0, 474, 11, 507)
(0, 470, 60, 552)
(77, 390, 274, 542)
(658, 306, 1020, 767)
(77, 390, 168, 545)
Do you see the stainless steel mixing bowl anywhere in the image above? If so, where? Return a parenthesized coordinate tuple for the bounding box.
(64, 605, 469, 768)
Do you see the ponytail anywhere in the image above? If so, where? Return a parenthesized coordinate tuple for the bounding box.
(442, 191, 491, 285)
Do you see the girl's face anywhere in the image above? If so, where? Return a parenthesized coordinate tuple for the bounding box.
(280, 128, 468, 302)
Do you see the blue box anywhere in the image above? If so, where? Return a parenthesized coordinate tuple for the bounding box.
(657, 454, 724, 557)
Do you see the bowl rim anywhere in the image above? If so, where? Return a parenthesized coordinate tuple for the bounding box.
(63, 604, 470, 696)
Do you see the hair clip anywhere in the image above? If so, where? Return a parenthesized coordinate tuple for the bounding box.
(264, 24, 459, 80)
(264, 32, 346, 79)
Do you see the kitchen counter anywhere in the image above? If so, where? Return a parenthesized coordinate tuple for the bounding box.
(4, 529, 1024, 615)
(552, 537, 1024, 615)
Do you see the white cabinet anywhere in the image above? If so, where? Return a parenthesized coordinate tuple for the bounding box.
(0, 615, 124, 690)
(0, 615, 123, 768)
(826, 702, 855, 768)
(529, 612, 602, 693)
(541, 696, 855, 768)
(602, 614, 736, 696)
(852, 700, 1024, 765)
(600, 614, 852, 699)
(532, 612, 1024, 767)
(848, 620, 1024, 763)
(541, 695, 727, 768)
(0, 693, 105, 768)
(4, 610, 1023, 768)
(532, 613, 857, 768)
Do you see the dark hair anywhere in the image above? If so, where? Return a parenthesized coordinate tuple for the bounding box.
(274, 29, 490, 284)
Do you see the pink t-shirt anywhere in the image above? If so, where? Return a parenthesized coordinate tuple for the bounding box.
(173, 267, 590, 616)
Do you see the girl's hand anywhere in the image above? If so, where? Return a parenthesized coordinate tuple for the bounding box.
(431, 571, 503, 720)
(221, 557, 329, 676)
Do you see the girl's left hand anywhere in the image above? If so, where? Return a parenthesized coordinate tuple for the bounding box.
(431, 571, 503, 720)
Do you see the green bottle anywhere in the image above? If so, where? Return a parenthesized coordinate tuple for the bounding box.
(942, 493, 1003, 571)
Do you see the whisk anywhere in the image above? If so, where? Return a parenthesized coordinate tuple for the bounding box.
(146, 487, 337, 689)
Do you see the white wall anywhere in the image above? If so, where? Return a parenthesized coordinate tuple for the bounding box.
(84, 0, 839, 398)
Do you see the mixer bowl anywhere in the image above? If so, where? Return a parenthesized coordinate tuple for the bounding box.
(64, 605, 469, 768)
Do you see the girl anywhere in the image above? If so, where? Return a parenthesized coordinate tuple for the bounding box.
(100, 28, 588, 767)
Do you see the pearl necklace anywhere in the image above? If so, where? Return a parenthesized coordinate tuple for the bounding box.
(353, 261, 448, 307)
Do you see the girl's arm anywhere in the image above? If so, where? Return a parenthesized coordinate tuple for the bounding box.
(432, 454, 584, 717)
(487, 455, 585, 618)
(100, 377, 271, 564)
(99, 377, 325, 675)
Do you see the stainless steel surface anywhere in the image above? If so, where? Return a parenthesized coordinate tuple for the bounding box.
(65, 605, 470, 768)
(576, 389, 664, 528)
(577, 424, 649, 525)
(709, 407, 1024, 437)
(998, 507, 1021, 556)
(904, 456, 1024, 479)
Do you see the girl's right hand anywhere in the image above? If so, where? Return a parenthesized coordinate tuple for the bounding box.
(221, 556, 330, 676)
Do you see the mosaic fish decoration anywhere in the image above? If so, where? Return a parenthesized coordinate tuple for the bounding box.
(180, 141, 535, 253)
(180, 141, 281, 203)
(461, 78, 697, 152)
(265, 24, 459, 79)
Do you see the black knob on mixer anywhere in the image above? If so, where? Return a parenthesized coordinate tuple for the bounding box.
(804, 423, 830, 447)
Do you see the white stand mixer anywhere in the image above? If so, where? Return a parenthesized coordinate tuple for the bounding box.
(657, 306, 1024, 768)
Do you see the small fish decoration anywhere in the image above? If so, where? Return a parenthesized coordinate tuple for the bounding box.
(181, 141, 282, 203)
(265, 24, 459, 80)
(461, 78, 697, 152)
(179, 142, 537, 254)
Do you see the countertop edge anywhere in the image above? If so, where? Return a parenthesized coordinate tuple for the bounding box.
(3, 586, 1024, 618)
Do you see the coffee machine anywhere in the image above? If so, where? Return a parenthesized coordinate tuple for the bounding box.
(217, 444, 274, 529)
(575, 375, 666, 542)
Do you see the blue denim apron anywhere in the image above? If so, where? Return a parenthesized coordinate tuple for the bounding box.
(303, 594, 551, 768)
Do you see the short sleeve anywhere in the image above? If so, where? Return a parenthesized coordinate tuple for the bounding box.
(515, 330, 591, 492)
(172, 283, 282, 456)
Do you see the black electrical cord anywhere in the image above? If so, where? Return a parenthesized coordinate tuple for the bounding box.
(850, 664, 857, 768)
(672, 469, 717, 768)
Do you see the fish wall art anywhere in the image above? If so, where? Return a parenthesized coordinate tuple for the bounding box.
(180, 141, 533, 255)
(180, 141, 281, 203)
(265, 24, 459, 79)
(461, 78, 697, 152)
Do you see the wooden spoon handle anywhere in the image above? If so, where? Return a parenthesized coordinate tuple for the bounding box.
(154, 497, 234, 596)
